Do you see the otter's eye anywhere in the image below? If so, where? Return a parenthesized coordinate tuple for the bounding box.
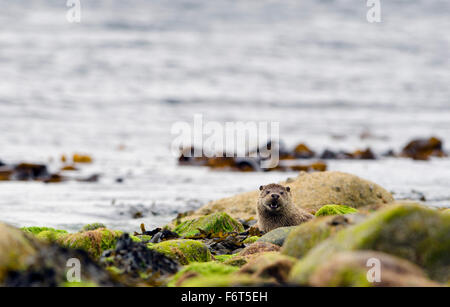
(266, 191, 270, 195)
(280, 192, 284, 195)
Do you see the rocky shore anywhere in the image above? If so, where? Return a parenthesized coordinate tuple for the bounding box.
(1, 171, 449, 287)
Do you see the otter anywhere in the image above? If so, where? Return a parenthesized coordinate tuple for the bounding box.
(257, 183, 314, 233)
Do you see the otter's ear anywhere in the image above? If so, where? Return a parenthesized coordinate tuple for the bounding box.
(286, 186, 291, 192)
(259, 185, 264, 191)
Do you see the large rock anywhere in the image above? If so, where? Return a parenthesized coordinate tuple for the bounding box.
(1, 223, 116, 286)
(289, 204, 450, 284)
(309, 251, 440, 287)
(282, 214, 366, 259)
(0, 223, 38, 282)
(257, 226, 297, 246)
(183, 172, 393, 221)
(57, 228, 123, 259)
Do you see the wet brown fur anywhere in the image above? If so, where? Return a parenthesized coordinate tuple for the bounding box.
(257, 183, 313, 232)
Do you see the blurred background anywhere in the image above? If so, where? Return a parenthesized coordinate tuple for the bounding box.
(0, 0, 449, 232)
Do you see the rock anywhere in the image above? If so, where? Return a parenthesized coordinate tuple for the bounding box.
(293, 143, 315, 158)
(257, 226, 296, 246)
(401, 137, 446, 160)
(173, 212, 244, 238)
(167, 262, 239, 287)
(148, 239, 212, 265)
(282, 214, 365, 259)
(73, 154, 93, 163)
(309, 251, 440, 287)
(183, 171, 393, 221)
(238, 252, 297, 284)
(289, 204, 450, 284)
(239, 242, 280, 256)
(0, 223, 38, 282)
(1, 223, 115, 286)
(57, 228, 123, 259)
(81, 223, 107, 232)
(315, 204, 359, 217)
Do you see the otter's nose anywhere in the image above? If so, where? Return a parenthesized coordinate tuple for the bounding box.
(271, 194, 280, 200)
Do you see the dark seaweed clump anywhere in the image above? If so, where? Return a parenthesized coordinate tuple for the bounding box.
(101, 234, 180, 284)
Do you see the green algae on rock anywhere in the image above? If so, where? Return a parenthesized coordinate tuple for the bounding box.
(309, 251, 440, 287)
(243, 236, 259, 244)
(315, 204, 358, 217)
(57, 228, 123, 259)
(173, 212, 244, 237)
(214, 254, 236, 263)
(168, 262, 239, 286)
(282, 214, 366, 259)
(148, 239, 212, 265)
(289, 204, 450, 284)
(257, 226, 297, 246)
(21, 226, 68, 236)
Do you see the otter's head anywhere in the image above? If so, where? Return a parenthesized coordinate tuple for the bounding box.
(258, 184, 292, 213)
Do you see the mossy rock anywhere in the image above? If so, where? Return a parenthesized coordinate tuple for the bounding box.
(182, 171, 393, 221)
(214, 254, 236, 263)
(36, 230, 67, 242)
(289, 204, 450, 284)
(243, 236, 259, 244)
(315, 204, 358, 217)
(238, 252, 297, 283)
(309, 251, 440, 287)
(282, 214, 366, 259)
(257, 226, 297, 246)
(0, 223, 39, 282)
(148, 239, 212, 265)
(173, 212, 244, 237)
(179, 274, 265, 287)
(168, 262, 239, 286)
(57, 228, 123, 259)
(81, 223, 106, 232)
(21, 226, 67, 236)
